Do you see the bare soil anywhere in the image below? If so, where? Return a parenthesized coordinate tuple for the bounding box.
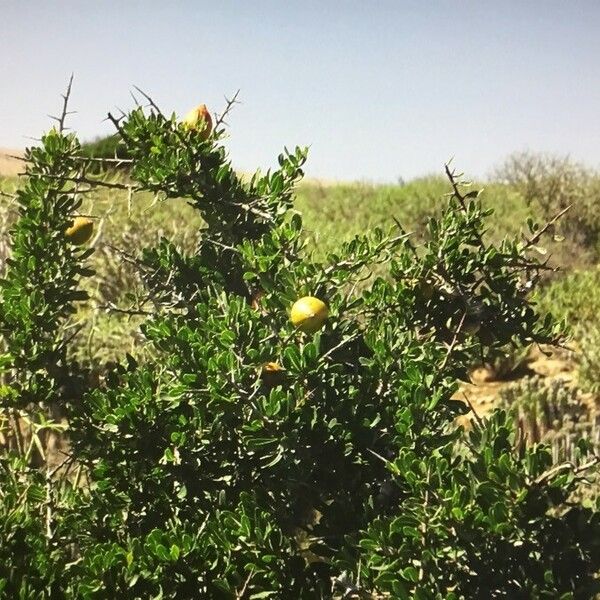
(459, 345, 588, 421)
(0, 148, 24, 176)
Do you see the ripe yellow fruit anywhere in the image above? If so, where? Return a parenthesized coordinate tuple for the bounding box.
(262, 362, 283, 373)
(65, 217, 94, 245)
(182, 103, 213, 140)
(290, 296, 329, 334)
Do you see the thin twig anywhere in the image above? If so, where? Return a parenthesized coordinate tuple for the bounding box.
(236, 567, 255, 599)
(418, 465, 431, 582)
(534, 455, 600, 486)
(97, 302, 153, 317)
(45, 470, 53, 539)
(322, 231, 411, 277)
(322, 333, 361, 361)
(523, 204, 572, 249)
(106, 112, 127, 139)
(49, 73, 75, 133)
(40, 172, 139, 191)
(215, 89, 241, 129)
(438, 312, 467, 372)
(132, 85, 165, 117)
(462, 391, 484, 428)
(10, 409, 25, 457)
(445, 163, 467, 210)
(48, 454, 76, 479)
(202, 237, 240, 254)
(1, 153, 27, 163)
(73, 155, 133, 165)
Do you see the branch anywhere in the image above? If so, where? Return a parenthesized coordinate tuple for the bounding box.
(533, 454, 600, 486)
(40, 172, 139, 191)
(236, 567, 255, 599)
(321, 333, 362, 361)
(132, 85, 165, 117)
(215, 89, 241, 129)
(438, 311, 467, 372)
(444, 162, 468, 210)
(47, 453, 76, 479)
(418, 465, 431, 582)
(97, 302, 153, 317)
(322, 231, 412, 277)
(106, 112, 128, 140)
(462, 391, 484, 429)
(49, 74, 75, 133)
(523, 204, 572, 249)
(73, 155, 133, 166)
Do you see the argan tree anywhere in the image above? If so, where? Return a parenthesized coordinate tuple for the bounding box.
(1, 86, 599, 599)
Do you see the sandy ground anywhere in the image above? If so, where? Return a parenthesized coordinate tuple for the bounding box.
(0, 148, 24, 176)
(458, 345, 589, 423)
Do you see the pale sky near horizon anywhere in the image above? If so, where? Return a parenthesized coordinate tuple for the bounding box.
(1, 1, 599, 182)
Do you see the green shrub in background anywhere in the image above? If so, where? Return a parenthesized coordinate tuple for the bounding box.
(495, 150, 600, 265)
(80, 134, 131, 173)
(1, 89, 600, 599)
(535, 266, 600, 331)
(534, 267, 600, 395)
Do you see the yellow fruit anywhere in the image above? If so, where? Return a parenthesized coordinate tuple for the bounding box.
(290, 296, 329, 334)
(182, 103, 213, 140)
(65, 217, 94, 245)
(262, 361, 283, 373)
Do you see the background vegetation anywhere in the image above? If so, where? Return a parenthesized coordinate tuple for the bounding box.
(4, 146, 600, 369)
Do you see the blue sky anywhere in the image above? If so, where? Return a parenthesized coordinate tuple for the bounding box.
(1, 1, 599, 182)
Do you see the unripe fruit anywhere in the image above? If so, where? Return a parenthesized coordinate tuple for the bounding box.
(290, 296, 329, 334)
(182, 103, 213, 140)
(65, 217, 94, 245)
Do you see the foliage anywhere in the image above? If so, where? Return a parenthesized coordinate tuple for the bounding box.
(0, 128, 94, 413)
(534, 267, 600, 395)
(495, 150, 600, 263)
(534, 266, 600, 332)
(0, 93, 599, 599)
(80, 134, 131, 173)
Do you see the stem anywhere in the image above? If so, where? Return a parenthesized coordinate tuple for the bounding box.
(11, 409, 25, 458)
